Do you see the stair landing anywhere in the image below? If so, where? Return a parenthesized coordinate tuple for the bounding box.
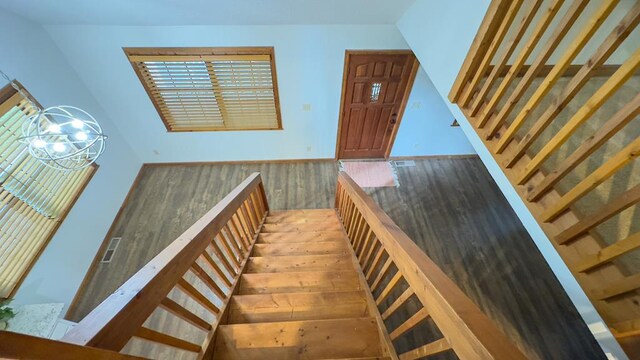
(213, 209, 390, 360)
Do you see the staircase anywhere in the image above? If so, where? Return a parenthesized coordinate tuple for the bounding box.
(2, 173, 527, 360)
(214, 209, 389, 359)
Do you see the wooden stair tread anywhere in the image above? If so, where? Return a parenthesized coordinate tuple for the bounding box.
(246, 254, 354, 273)
(239, 271, 361, 294)
(213, 317, 382, 360)
(268, 209, 336, 218)
(228, 291, 369, 323)
(265, 214, 339, 224)
(262, 222, 343, 233)
(253, 241, 349, 256)
(258, 231, 347, 244)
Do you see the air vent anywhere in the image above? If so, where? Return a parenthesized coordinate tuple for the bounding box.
(101, 237, 121, 263)
(394, 160, 416, 167)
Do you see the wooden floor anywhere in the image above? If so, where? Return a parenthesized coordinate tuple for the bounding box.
(67, 158, 604, 359)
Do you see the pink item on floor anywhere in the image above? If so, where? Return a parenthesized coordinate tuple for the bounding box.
(340, 161, 398, 188)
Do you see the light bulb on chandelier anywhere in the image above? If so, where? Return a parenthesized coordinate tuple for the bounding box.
(21, 106, 107, 171)
(1, 68, 107, 171)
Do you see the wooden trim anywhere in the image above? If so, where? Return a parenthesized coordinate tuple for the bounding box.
(123, 47, 283, 132)
(335, 50, 419, 160)
(65, 163, 146, 320)
(389, 154, 478, 160)
(144, 158, 337, 167)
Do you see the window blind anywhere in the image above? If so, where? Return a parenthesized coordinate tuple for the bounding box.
(0, 85, 95, 297)
(125, 48, 282, 132)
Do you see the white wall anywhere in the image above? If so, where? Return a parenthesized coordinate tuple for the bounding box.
(42, 24, 474, 162)
(0, 10, 142, 311)
(396, 1, 626, 358)
(391, 66, 473, 156)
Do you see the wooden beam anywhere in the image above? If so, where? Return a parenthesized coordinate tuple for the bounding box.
(191, 262, 226, 300)
(458, 0, 524, 108)
(469, 0, 543, 116)
(0, 331, 143, 360)
(159, 297, 212, 331)
(592, 273, 640, 300)
(134, 326, 201, 353)
(527, 92, 640, 201)
(449, 0, 512, 102)
(399, 337, 452, 360)
(389, 308, 430, 340)
(476, 0, 564, 128)
(518, 47, 640, 184)
(376, 271, 403, 305)
(493, 0, 619, 149)
(575, 232, 640, 273)
(381, 288, 414, 321)
(200, 250, 233, 288)
(505, 2, 640, 168)
(555, 184, 640, 245)
(541, 137, 640, 222)
(177, 278, 220, 314)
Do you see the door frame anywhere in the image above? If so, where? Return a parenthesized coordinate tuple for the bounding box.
(334, 50, 420, 160)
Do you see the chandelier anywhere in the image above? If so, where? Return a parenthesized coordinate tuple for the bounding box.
(1, 69, 107, 171)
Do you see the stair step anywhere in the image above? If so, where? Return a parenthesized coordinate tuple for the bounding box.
(262, 222, 343, 233)
(213, 317, 382, 360)
(324, 358, 391, 360)
(258, 231, 347, 244)
(246, 254, 354, 273)
(265, 213, 338, 224)
(239, 271, 361, 294)
(268, 209, 337, 218)
(253, 241, 349, 257)
(228, 291, 369, 323)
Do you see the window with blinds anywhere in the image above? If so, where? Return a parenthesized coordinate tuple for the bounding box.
(124, 47, 282, 132)
(0, 83, 96, 298)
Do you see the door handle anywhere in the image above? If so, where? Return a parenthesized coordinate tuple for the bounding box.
(390, 113, 398, 124)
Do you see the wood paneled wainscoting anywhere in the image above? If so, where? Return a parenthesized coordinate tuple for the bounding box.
(449, 0, 640, 356)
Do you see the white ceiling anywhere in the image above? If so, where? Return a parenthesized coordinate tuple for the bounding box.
(0, 0, 416, 25)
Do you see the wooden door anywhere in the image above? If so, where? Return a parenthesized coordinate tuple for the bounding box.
(337, 51, 418, 159)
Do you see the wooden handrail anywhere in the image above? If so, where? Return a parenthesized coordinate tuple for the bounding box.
(336, 172, 527, 360)
(0, 331, 143, 360)
(62, 173, 269, 355)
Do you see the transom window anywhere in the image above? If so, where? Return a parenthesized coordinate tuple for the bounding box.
(0, 82, 96, 297)
(124, 47, 282, 132)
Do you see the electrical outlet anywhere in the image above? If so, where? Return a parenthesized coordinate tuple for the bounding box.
(306, 146, 312, 152)
(302, 104, 312, 111)
(412, 101, 422, 109)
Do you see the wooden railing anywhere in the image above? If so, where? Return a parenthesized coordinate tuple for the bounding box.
(449, 0, 640, 354)
(61, 173, 268, 359)
(335, 172, 527, 360)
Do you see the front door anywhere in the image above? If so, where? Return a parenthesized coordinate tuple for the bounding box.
(337, 51, 418, 159)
